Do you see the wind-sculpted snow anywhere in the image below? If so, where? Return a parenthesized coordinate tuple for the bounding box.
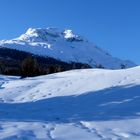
(0, 67, 140, 139)
(0, 27, 136, 69)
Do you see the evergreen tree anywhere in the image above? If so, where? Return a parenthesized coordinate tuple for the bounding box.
(0, 61, 6, 74)
(96, 64, 104, 69)
(48, 65, 55, 74)
(121, 64, 126, 69)
(21, 56, 40, 78)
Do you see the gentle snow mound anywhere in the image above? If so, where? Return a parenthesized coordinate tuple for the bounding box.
(0, 66, 140, 103)
(0, 67, 140, 139)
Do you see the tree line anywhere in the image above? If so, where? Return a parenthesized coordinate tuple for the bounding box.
(0, 55, 91, 78)
(0, 47, 91, 77)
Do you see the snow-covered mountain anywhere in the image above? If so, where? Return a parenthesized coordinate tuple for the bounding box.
(0, 67, 140, 139)
(0, 27, 136, 69)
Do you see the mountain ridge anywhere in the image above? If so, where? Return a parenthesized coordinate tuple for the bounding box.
(0, 27, 136, 69)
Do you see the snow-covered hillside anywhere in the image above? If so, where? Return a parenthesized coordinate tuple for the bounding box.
(0, 67, 140, 139)
(0, 27, 136, 69)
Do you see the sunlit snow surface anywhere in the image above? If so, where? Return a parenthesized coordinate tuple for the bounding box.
(0, 67, 140, 139)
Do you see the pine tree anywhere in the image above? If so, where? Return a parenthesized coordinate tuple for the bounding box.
(48, 66, 55, 74)
(21, 56, 40, 78)
(121, 64, 126, 69)
(96, 64, 104, 69)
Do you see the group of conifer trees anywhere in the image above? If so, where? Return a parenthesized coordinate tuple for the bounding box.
(21, 56, 65, 78)
(0, 48, 91, 77)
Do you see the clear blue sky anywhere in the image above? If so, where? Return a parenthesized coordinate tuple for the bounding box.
(0, 0, 139, 64)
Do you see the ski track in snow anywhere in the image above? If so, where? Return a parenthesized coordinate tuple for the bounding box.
(0, 67, 140, 139)
(0, 120, 140, 140)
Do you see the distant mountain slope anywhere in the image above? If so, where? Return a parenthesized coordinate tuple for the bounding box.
(0, 27, 136, 69)
(0, 67, 140, 139)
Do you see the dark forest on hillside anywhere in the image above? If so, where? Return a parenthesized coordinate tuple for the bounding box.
(0, 47, 91, 77)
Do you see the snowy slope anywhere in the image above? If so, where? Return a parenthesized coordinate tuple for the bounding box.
(0, 27, 136, 69)
(0, 67, 140, 139)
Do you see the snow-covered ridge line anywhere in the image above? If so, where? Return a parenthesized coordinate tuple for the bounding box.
(0, 27, 136, 69)
(17, 27, 86, 42)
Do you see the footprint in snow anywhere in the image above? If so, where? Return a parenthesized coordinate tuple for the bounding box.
(0, 126, 3, 130)
(69, 82, 72, 85)
(18, 90, 22, 93)
(35, 90, 40, 93)
(42, 95, 47, 97)
(42, 124, 47, 128)
(65, 84, 69, 87)
(0, 98, 4, 103)
(57, 88, 61, 91)
(130, 132, 140, 136)
(7, 99, 14, 102)
(29, 95, 35, 99)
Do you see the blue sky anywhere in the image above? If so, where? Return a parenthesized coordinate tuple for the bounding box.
(0, 0, 139, 64)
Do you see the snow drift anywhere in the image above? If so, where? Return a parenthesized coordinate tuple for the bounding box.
(0, 67, 140, 139)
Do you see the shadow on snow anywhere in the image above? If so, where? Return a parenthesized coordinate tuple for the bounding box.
(0, 84, 140, 123)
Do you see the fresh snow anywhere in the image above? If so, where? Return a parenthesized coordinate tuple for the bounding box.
(0, 67, 140, 139)
(0, 27, 136, 69)
(63, 29, 76, 39)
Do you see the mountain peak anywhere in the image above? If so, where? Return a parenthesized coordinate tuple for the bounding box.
(17, 27, 85, 42)
(0, 27, 136, 69)
(26, 28, 37, 34)
(18, 27, 61, 42)
(63, 29, 76, 39)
